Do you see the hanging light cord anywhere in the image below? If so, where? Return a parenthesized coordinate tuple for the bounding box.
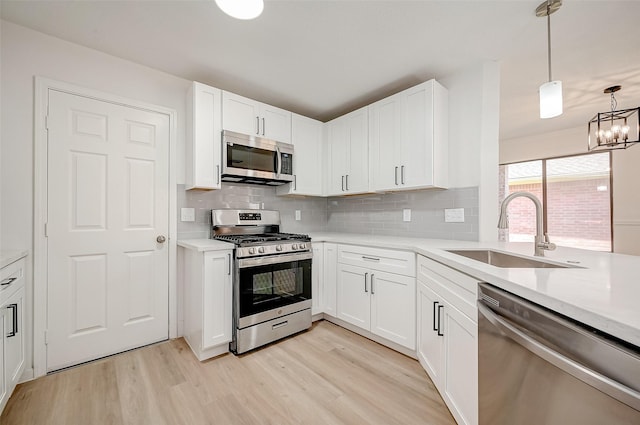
(547, 1, 552, 82)
(611, 92, 617, 112)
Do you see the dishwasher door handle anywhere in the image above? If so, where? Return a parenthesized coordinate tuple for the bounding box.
(478, 301, 640, 411)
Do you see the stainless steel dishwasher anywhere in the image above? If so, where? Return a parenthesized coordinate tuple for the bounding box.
(478, 283, 640, 425)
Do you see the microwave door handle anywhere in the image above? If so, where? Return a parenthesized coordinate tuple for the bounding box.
(275, 147, 282, 177)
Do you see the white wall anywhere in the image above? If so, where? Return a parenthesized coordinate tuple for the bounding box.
(501, 125, 640, 256)
(0, 20, 191, 378)
(442, 61, 501, 242)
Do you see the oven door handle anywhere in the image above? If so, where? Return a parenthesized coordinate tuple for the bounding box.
(238, 251, 313, 268)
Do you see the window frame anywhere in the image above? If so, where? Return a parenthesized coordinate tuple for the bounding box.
(500, 151, 613, 252)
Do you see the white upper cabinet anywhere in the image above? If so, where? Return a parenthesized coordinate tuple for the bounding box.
(369, 79, 448, 192)
(326, 106, 369, 196)
(186, 82, 222, 190)
(222, 91, 292, 144)
(276, 113, 324, 196)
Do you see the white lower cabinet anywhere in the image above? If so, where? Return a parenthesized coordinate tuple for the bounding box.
(311, 243, 323, 316)
(322, 243, 338, 317)
(182, 247, 233, 361)
(0, 257, 26, 415)
(335, 245, 416, 350)
(417, 255, 478, 425)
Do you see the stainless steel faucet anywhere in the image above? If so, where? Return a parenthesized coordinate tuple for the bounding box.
(498, 191, 556, 257)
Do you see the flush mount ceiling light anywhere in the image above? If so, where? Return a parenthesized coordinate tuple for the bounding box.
(588, 85, 640, 151)
(537, 0, 563, 119)
(215, 0, 264, 20)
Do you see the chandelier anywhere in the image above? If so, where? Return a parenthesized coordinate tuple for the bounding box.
(588, 85, 640, 151)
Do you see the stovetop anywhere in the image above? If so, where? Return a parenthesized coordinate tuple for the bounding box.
(214, 232, 311, 246)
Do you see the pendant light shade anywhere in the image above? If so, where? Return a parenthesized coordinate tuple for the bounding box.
(536, 0, 563, 119)
(215, 0, 264, 20)
(539, 80, 563, 118)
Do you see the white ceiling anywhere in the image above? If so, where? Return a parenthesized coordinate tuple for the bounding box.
(2, 0, 640, 141)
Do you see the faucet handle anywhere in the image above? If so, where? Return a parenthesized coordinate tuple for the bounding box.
(540, 233, 556, 251)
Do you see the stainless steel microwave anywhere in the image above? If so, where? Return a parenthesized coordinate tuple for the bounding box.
(221, 130, 294, 185)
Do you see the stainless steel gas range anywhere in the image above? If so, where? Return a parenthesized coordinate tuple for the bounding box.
(211, 209, 312, 354)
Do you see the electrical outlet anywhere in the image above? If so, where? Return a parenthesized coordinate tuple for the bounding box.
(295, 210, 301, 221)
(444, 208, 465, 223)
(403, 209, 411, 222)
(181, 207, 195, 222)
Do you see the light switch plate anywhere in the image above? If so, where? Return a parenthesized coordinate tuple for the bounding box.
(181, 207, 195, 222)
(444, 208, 465, 223)
(403, 209, 411, 222)
(295, 210, 301, 221)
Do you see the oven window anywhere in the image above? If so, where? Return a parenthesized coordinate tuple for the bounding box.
(227, 144, 276, 173)
(239, 259, 311, 317)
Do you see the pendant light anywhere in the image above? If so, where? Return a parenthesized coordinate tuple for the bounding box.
(536, 0, 563, 119)
(215, 0, 264, 20)
(588, 85, 640, 151)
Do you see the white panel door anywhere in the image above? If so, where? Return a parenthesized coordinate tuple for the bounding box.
(369, 93, 402, 191)
(370, 270, 415, 349)
(260, 103, 291, 143)
(46, 90, 169, 371)
(336, 264, 370, 330)
(222, 91, 260, 136)
(202, 251, 232, 349)
(403, 81, 434, 187)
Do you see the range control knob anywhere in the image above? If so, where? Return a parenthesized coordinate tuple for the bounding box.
(248, 248, 256, 255)
(292, 244, 299, 250)
(276, 245, 283, 252)
(300, 243, 306, 250)
(258, 246, 265, 254)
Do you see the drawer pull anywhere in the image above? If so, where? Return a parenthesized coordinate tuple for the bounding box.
(272, 320, 288, 330)
(362, 256, 380, 262)
(437, 304, 444, 337)
(1, 277, 17, 286)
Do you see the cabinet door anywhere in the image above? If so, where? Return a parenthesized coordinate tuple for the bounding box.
(186, 82, 222, 190)
(402, 81, 434, 188)
(326, 117, 349, 195)
(336, 264, 370, 330)
(369, 93, 403, 192)
(260, 103, 291, 143)
(0, 307, 6, 412)
(4, 286, 25, 394)
(323, 243, 338, 317)
(369, 270, 415, 349)
(344, 107, 369, 194)
(278, 114, 323, 196)
(202, 251, 232, 350)
(222, 91, 260, 136)
(417, 279, 444, 386)
(311, 243, 323, 316)
(442, 301, 478, 425)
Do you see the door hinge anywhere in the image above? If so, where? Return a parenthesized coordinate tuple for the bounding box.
(44, 222, 48, 237)
(45, 115, 49, 130)
(44, 330, 48, 345)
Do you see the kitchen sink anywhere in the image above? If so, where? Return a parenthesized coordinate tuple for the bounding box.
(446, 249, 573, 269)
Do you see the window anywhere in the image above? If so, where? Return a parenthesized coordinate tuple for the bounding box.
(499, 152, 612, 252)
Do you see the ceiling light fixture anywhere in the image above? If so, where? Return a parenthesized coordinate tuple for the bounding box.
(215, 0, 264, 20)
(536, 0, 563, 119)
(588, 85, 639, 151)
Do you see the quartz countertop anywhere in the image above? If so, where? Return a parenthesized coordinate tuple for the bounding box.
(308, 232, 640, 348)
(0, 250, 28, 269)
(177, 239, 235, 252)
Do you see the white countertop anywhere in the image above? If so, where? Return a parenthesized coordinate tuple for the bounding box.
(309, 232, 640, 348)
(177, 239, 235, 252)
(0, 250, 28, 269)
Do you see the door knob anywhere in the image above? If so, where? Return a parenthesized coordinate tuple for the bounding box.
(156, 235, 167, 243)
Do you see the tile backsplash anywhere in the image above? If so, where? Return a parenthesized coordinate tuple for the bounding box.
(177, 184, 479, 241)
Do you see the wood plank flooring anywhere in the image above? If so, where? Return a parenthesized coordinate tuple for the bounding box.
(1, 320, 456, 425)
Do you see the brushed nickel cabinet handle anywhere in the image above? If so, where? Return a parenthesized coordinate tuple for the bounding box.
(364, 272, 368, 293)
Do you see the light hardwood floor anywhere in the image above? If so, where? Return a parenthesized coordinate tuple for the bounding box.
(2, 320, 455, 425)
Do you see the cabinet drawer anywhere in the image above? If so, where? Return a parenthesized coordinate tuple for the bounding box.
(417, 255, 478, 320)
(1, 258, 25, 298)
(338, 245, 415, 277)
